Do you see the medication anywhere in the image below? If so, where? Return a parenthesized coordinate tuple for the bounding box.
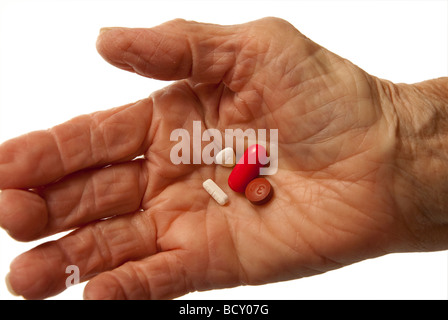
(202, 179, 229, 205)
(245, 177, 273, 205)
(228, 144, 268, 193)
(215, 147, 236, 167)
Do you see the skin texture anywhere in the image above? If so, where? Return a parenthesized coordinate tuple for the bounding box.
(0, 18, 447, 300)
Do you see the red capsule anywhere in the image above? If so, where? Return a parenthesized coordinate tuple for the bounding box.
(228, 144, 268, 193)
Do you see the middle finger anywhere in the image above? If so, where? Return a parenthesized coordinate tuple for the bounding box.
(0, 159, 147, 241)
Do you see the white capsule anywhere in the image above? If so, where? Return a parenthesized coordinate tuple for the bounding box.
(202, 179, 229, 205)
(215, 147, 236, 167)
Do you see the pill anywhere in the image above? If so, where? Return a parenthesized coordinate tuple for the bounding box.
(202, 179, 229, 205)
(215, 147, 236, 167)
(245, 177, 273, 205)
(228, 144, 268, 193)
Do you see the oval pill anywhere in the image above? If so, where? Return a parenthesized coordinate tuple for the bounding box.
(228, 144, 268, 193)
(245, 177, 273, 205)
(215, 147, 236, 167)
(203, 179, 229, 205)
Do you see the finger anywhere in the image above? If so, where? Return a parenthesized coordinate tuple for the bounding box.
(83, 250, 191, 300)
(6, 210, 157, 300)
(96, 18, 282, 87)
(0, 98, 152, 189)
(96, 19, 234, 82)
(0, 160, 147, 241)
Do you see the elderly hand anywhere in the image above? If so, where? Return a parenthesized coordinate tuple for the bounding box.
(1, 18, 447, 299)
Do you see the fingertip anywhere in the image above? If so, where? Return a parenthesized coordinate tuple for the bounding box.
(0, 189, 48, 241)
(96, 27, 119, 52)
(83, 274, 123, 300)
(82, 281, 100, 300)
(96, 27, 128, 47)
(8, 254, 43, 299)
(5, 273, 20, 297)
(8, 245, 69, 300)
(96, 27, 135, 73)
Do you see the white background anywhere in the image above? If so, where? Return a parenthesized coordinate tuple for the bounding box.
(0, 0, 447, 300)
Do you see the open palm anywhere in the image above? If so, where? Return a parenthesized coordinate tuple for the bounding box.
(1, 18, 408, 299)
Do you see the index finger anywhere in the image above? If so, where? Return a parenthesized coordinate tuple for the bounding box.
(0, 98, 152, 189)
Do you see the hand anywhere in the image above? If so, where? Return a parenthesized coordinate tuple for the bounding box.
(0, 18, 442, 299)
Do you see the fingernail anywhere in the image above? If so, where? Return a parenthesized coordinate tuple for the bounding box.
(99, 27, 121, 35)
(5, 273, 19, 297)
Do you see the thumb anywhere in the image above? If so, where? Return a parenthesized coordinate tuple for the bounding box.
(96, 19, 241, 83)
(96, 18, 288, 86)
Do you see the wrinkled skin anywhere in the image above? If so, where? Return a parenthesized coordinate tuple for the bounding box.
(0, 18, 443, 299)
